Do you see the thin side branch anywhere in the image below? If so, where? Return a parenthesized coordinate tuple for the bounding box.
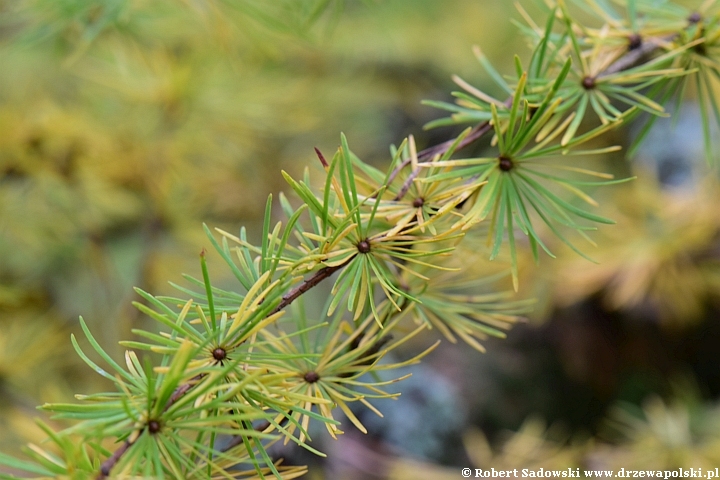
(393, 122, 495, 200)
(96, 439, 133, 480)
(269, 257, 354, 316)
(600, 36, 673, 77)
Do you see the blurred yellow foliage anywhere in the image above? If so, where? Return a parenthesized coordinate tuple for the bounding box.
(552, 175, 720, 325)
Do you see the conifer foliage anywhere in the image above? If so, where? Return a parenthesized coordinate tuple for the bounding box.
(1, 0, 719, 478)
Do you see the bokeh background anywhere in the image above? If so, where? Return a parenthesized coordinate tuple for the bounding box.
(1, 0, 720, 478)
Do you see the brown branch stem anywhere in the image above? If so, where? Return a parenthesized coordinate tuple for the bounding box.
(599, 35, 674, 77)
(384, 120, 492, 196)
(269, 256, 354, 316)
(393, 122, 495, 201)
(96, 439, 133, 479)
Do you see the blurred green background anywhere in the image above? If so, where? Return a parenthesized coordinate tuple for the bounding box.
(2, 1, 720, 478)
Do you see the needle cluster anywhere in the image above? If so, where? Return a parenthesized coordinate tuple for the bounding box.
(1, 1, 719, 478)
